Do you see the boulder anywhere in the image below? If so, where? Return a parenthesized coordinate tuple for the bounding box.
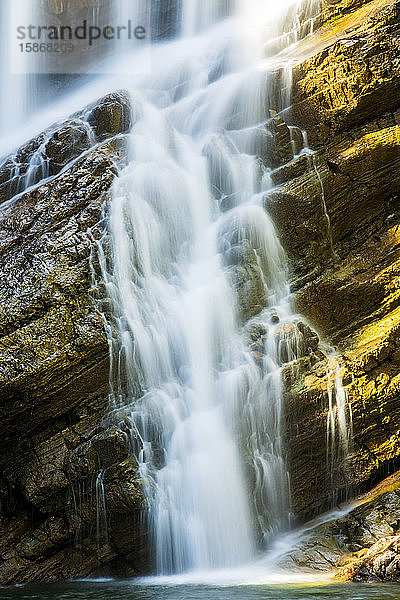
(87, 91, 132, 141)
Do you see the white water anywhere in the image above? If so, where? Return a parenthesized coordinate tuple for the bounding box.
(137, 501, 355, 586)
(98, 0, 322, 576)
(326, 359, 353, 501)
(0, 1, 31, 135)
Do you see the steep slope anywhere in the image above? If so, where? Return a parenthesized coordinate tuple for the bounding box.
(0, 93, 148, 583)
(268, 0, 400, 579)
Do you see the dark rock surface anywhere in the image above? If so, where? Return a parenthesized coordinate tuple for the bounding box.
(280, 471, 400, 581)
(0, 90, 133, 206)
(0, 93, 147, 583)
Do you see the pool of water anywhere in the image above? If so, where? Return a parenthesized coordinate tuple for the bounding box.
(2, 580, 400, 600)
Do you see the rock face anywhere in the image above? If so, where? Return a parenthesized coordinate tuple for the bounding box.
(263, 0, 400, 534)
(339, 536, 400, 582)
(0, 92, 149, 583)
(0, 91, 132, 206)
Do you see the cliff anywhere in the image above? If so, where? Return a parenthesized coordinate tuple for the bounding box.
(268, 0, 400, 581)
(0, 92, 148, 582)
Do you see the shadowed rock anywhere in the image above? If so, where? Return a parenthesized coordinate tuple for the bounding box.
(0, 90, 133, 206)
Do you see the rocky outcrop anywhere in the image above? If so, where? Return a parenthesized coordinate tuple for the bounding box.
(288, 0, 400, 144)
(280, 470, 400, 577)
(0, 92, 149, 583)
(267, 0, 400, 554)
(339, 536, 400, 582)
(0, 91, 132, 206)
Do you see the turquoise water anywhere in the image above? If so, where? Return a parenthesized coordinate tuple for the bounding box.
(1, 581, 400, 600)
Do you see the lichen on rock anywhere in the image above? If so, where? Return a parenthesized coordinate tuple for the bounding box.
(263, 1, 400, 541)
(0, 91, 148, 583)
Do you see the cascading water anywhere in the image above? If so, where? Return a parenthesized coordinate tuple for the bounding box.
(326, 359, 353, 503)
(181, 0, 235, 37)
(0, 0, 333, 580)
(0, 0, 141, 143)
(98, 0, 321, 576)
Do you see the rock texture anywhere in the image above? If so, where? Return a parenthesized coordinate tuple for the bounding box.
(280, 470, 400, 578)
(0, 92, 149, 583)
(0, 91, 131, 206)
(262, 0, 400, 531)
(339, 536, 400, 582)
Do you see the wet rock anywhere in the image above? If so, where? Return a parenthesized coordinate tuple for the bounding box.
(280, 471, 400, 576)
(104, 458, 145, 514)
(230, 243, 268, 323)
(0, 92, 146, 583)
(246, 323, 269, 359)
(275, 320, 320, 364)
(289, 1, 400, 145)
(278, 114, 400, 522)
(265, 116, 294, 167)
(296, 320, 320, 353)
(16, 518, 70, 561)
(339, 536, 400, 582)
(247, 323, 269, 342)
(0, 89, 133, 206)
(271, 154, 310, 186)
(91, 427, 131, 470)
(44, 121, 93, 175)
(267, 120, 400, 330)
(47, 0, 105, 13)
(150, 0, 182, 40)
(19, 433, 70, 513)
(87, 91, 133, 141)
(275, 322, 304, 364)
(289, 126, 305, 155)
(269, 310, 280, 324)
(218, 210, 270, 323)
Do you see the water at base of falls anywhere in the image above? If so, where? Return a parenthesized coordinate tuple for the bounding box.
(98, 0, 323, 576)
(4, 580, 400, 600)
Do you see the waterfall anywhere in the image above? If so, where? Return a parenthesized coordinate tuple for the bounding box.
(0, 0, 32, 135)
(181, 1, 235, 37)
(0, 0, 144, 144)
(100, 0, 321, 575)
(0, 0, 325, 578)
